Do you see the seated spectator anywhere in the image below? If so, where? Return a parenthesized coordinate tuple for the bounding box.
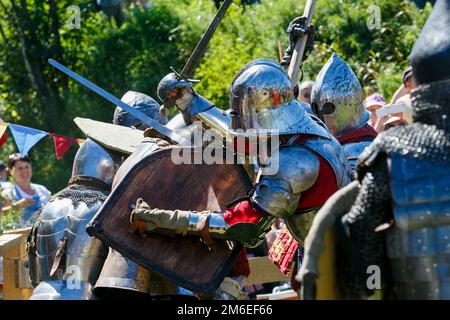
(1, 154, 51, 227)
(364, 93, 386, 127)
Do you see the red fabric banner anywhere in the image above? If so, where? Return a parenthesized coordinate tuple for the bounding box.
(51, 134, 78, 160)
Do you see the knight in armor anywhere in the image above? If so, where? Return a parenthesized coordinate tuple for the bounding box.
(130, 59, 353, 292)
(309, 53, 377, 171)
(299, 0, 450, 300)
(26, 139, 122, 299)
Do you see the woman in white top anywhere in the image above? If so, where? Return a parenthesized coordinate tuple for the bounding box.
(1, 153, 51, 227)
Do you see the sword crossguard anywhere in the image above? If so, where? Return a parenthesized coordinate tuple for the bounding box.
(170, 66, 200, 84)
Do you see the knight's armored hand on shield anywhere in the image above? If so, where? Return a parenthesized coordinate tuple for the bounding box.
(280, 16, 315, 68)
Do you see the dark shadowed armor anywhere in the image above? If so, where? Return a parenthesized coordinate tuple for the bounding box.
(337, 0, 450, 299)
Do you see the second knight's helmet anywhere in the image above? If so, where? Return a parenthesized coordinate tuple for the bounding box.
(113, 91, 169, 130)
(71, 139, 120, 188)
(229, 59, 330, 139)
(311, 53, 370, 136)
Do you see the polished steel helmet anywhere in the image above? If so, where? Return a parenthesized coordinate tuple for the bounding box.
(229, 59, 331, 139)
(113, 91, 169, 130)
(311, 53, 370, 136)
(72, 139, 119, 187)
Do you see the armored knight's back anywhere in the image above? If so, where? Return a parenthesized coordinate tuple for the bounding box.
(27, 139, 119, 299)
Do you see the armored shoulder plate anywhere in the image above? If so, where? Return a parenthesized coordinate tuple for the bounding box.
(252, 145, 320, 218)
(299, 136, 353, 188)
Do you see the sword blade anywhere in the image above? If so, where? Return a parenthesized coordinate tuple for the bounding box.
(180, 0, 233, 79)
(48, 59, 191, 146)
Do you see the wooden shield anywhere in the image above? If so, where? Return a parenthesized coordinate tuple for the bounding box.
(87, 142, 252, 294)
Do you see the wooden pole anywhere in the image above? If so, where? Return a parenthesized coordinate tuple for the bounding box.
(287, 0, 317, 84)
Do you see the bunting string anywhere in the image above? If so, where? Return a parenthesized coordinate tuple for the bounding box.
(0, 122, 84, 160)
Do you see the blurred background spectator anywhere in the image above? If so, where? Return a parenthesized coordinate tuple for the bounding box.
(364, 93, 386, 127)
(298, 80, 314, 104)
(373, 95, 413, 132)
(391, 65, 416, 103)
(0, 161, 8, 183)
(1, 154, 51, 228)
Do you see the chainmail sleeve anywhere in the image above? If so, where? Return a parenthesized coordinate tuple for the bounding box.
(336, 151, 393, 299)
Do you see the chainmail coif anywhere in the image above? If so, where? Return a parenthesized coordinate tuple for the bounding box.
(53, 183, 109, 208)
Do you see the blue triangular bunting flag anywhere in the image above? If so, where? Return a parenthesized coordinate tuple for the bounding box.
(8, 124, 48, 156)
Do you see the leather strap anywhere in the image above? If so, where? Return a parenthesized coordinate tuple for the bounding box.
(50, 237, 67, 277)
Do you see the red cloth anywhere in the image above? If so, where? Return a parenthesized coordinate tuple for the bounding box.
(0, 132, 7, 148)
(294, 135, 338, 209)
(224, 201, 262, 277)
(228, 249, 251, 277)
(51, 134, 78, 160)
(268, 226, 299, 275)
(297, 155, 338, 209)
(223, 200, 264, 226)
(336, 123, 378, 145)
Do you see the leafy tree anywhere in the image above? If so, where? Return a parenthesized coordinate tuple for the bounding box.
(0, 0, 433, 193)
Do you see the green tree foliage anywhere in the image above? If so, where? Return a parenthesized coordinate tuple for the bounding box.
(0, 1, 196, 191)
(192, 0, 430, 107)
(0, 0, 431, 192)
